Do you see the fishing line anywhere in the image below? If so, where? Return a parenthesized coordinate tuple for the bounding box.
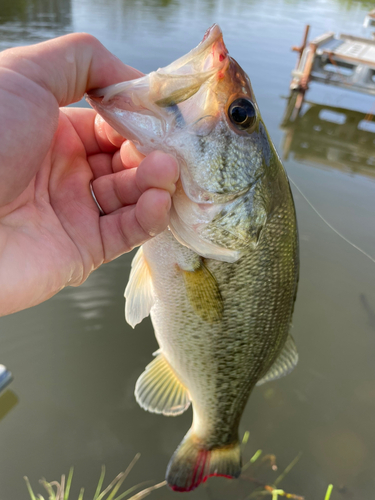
(288, 176, 375, 265)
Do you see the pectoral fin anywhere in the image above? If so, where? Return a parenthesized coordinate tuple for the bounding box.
(135, 352, 191, 416)
(256, 334, 298, 386)
(124, 247, 154, 328)
(180, 261, 224, 323)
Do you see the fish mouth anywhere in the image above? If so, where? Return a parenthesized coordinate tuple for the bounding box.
(88, 23, 227, 104)
(85, 23, 229, 141)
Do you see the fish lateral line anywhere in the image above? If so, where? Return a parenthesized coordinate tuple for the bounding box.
(289, 176, 375, 265)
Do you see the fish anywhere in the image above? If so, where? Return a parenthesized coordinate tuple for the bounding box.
(86, 24, 299, 492)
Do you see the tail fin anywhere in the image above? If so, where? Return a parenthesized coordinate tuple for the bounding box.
(166, 431, 241, 492)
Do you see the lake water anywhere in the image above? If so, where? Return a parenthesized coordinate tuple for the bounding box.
(1, 0, 375, 499)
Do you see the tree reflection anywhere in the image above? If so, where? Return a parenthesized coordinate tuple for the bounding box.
(0, 0, 71, 29)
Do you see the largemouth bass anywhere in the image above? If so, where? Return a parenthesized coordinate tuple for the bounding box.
(87, 25, 299, 492)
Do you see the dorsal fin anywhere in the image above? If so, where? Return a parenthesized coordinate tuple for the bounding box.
(256, 334, 298, 386)
(124, 247, 154, 328)
(135, 352, 191, 416)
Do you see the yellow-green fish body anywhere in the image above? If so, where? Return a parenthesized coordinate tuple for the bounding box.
(87, 25, 299, 492)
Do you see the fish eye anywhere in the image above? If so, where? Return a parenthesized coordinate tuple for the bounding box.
(228, 98, 256, 130)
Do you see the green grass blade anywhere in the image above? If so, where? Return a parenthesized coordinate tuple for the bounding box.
(94, 466, 106, 500)
(272, 490, 284, 500)
(274, 452, 302, 486)
(242, 449, 263, 472)
(324, 484, 333, 500)
(64, 469, 74, 500)
(250, 449, 263, 463)
(77, 487, 84, 500)
(24, 477, 37, 500)
(242, 431, 250, 446)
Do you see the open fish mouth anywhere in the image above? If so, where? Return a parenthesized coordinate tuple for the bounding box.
(87, 24, 228, 105)
(86, 24, 228, 139)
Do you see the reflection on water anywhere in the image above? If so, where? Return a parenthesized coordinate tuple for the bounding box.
(360, 293, 375, 330)
(0, 0, 71, 48)
(1, 0, 375, 499)
(281, 93, 375, 178)
(0, 391, 18, 422)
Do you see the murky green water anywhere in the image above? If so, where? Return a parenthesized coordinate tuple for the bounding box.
(1, 0, 375, 498)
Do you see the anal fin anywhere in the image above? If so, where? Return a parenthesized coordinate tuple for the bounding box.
(135, 353, 191, 416)
(256, 334, 298, 386)
(124, 247, 154, 328)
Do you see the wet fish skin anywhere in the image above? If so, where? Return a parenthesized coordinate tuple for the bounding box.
(86, 24, 299, 492)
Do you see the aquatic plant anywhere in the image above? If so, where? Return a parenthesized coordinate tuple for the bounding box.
(24, 454, 165, 500)
(231, 432, 334, 500)
(24, 439, 334, 500)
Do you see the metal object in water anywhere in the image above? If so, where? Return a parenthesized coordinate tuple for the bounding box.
(0, 365, 12, 394)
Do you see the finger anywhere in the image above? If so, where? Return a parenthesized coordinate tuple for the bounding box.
(92, 151, 178, 213)
(88, 153, 113, 179)
(136, 151, 178, 194)
(112, 151, 123, 173)
(94, 115, 125, 152)
(92, 169, 140, 212)
(99, 188, 171, 261)
(120, 140, 145, 169)
(112, 141, 145, 173)
(62, 107, 126, 155)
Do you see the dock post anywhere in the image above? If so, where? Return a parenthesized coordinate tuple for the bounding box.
(292, 24, 310, 67)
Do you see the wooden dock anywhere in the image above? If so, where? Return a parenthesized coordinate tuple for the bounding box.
(289, 25, 375, 119)
(364, 9, 375, 28)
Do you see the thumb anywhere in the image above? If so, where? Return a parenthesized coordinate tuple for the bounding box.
(0, 33, 141, 106)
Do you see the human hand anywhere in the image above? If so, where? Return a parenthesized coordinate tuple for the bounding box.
(0, 34, 178, 316)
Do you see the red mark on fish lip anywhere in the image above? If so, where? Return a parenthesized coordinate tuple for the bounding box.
(219, 54, 225, 62)
(202, 25, 215, 42)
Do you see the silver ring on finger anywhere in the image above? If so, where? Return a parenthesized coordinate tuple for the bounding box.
(89, 180, 106, 217)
